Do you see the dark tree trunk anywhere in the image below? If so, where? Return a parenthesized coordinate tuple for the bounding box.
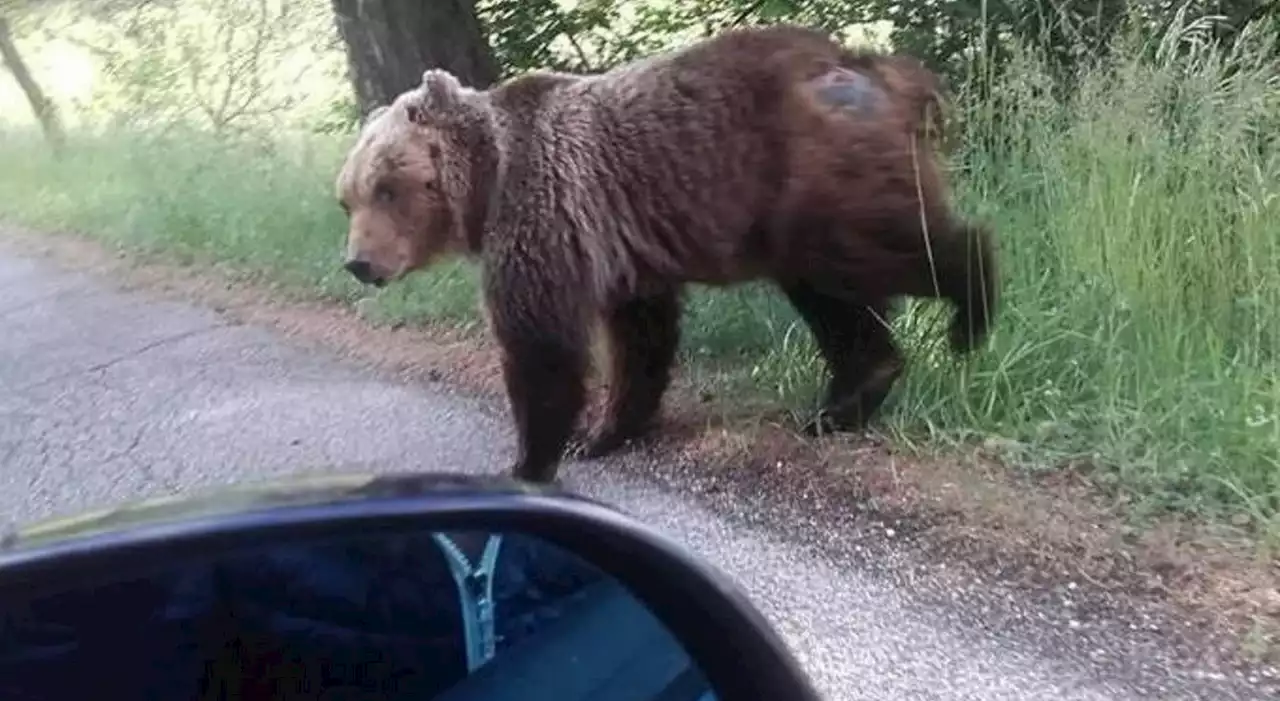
(0, 14, 64, 153)
(330, 0, 499, 117)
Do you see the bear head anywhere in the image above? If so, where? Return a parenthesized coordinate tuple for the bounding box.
(335, 69, 497, 287)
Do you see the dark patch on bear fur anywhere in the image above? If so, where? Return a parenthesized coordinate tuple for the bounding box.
(812, 69, 884, 114)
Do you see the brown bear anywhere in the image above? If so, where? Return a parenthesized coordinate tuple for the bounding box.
(334, 23, 999, 484)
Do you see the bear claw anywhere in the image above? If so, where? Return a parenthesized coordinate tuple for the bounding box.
(566, 423, 653, 460)
(802, 410, 870, 438)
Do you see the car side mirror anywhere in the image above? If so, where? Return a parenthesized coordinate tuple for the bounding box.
(0, 472, 824, 701)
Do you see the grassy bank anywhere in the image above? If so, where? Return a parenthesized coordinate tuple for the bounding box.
(2, 34, 1277, 537)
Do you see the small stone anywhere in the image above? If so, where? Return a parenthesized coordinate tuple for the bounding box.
(1260, 588, 1280, 615)
(354, 297, 378, 320)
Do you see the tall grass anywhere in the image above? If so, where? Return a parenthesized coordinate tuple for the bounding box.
(0, 20, 1276, 532)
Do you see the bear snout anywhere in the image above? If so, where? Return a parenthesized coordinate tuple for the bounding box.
(343, 259, 386, 287)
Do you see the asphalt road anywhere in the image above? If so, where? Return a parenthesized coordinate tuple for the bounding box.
(0, 240, 1272, 700)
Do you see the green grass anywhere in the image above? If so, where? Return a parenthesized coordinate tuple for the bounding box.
(1, 28, 1277, 538)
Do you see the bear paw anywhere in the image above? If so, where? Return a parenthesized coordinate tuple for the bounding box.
(566, 422, 654, 460)
(801, 410, 869, 438)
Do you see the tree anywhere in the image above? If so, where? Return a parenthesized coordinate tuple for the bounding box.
(330, 0, 499, 117)
(0, 12, 65, 152)
(76, 0, 332, 136)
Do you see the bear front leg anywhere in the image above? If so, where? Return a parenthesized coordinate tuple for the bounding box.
(486, 273, 591, 484)
(780, 282, 904, 436)
(579, 288, 682, 459)
(496, 329, 589, 483)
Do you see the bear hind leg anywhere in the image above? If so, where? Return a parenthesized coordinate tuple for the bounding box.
(579, 288, 682, 459)
(871, 208, 999, 356)
(937, 220, 999, 355)
(781, 281, 904, 436)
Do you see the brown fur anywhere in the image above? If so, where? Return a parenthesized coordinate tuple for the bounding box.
(335, 24, 1000, 484)
(863, 53, 950, 148)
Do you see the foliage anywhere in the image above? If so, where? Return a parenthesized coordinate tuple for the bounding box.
(478, 0, 879, 76)
(15, 0, 341, 135)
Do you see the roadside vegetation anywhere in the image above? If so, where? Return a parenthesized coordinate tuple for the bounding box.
(1, 0, 1277, 541)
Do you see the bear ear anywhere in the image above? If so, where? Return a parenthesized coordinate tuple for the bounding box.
(400, 69, 474, 127)
(420, 68, 465, 106)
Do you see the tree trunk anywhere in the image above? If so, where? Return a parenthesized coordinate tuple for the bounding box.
(330, 0, 499, 118)
(0, 14, 65, 153)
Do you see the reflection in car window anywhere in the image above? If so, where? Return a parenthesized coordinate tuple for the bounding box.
(432, 532, 502, 670)
(0, 528, 716, 701)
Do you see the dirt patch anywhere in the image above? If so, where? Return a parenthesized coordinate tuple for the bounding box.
(4, 224, 1277, 672)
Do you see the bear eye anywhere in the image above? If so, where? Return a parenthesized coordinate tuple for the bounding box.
(374, 183, 396, 204)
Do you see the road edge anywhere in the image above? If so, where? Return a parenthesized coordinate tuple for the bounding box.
(2, 223, 1275, 690)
